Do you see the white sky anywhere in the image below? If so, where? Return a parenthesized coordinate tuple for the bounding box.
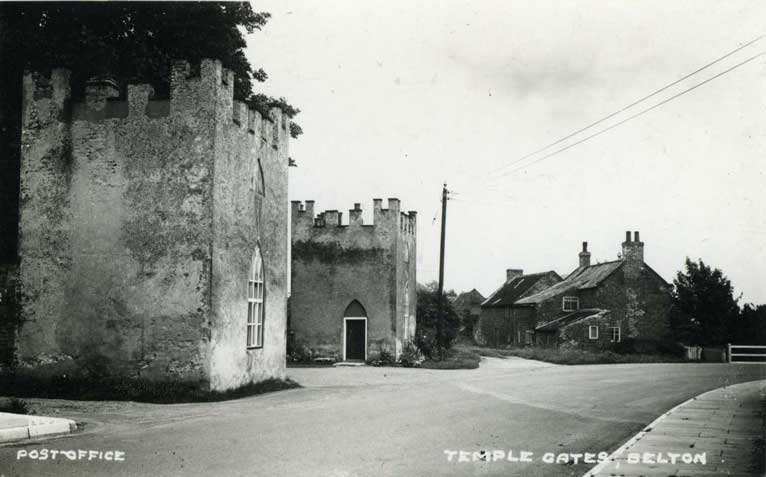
(248, 0, 766, 304)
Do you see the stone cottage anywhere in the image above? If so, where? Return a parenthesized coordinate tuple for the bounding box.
(11, 59, 290, 391)
(453, 288, 485, 338)
(475, 270, 562, 346)
(520, 232, 673, 348)
(290, 199, 417, 361)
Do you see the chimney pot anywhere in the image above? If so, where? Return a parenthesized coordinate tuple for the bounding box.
(634, 231, 640, 242)
(506, 269, 524, 282)
(625, 231, 631, 243)
(582, 241, 588, 252)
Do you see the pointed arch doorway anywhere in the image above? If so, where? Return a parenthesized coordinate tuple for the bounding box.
(343, 300, 367, 361)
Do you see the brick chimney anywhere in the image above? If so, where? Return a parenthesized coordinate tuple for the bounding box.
(621, 230, 644, 263)
(621, 230, 644, 280)
(506, 269, 523, 282)
(579, 241, 591, 268)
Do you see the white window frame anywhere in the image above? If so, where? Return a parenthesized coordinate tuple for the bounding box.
(343, 317, 367, 361)
(589, 325, 599, 340)
(562, 296, 579, 312)
(246, 247, 265, 349)
(610, 326, 621, 343)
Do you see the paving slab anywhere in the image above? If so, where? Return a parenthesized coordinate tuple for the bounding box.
(0, 412, 77, 444)
(583, 379, 766, 477)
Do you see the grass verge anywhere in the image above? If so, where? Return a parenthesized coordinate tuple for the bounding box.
(0, 375, 301, 404)
(420, 347, 482, 369)
(468, 345, 687, 365)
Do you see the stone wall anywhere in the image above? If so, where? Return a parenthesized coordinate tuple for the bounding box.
(476, 272, 561, 347)
(541, 265, 672, 348)
(558, 312, 623, 349)
(290, 199, 416, 360)
(15, 59, 289, 390)
(0, 264, 19, 369)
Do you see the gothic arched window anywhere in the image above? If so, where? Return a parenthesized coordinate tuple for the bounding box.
(247, 245, 265, 348)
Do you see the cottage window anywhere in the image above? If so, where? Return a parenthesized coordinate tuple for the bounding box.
(247, 246, 265, 348)
(610, 326, 621, 343)
(562, 296, 579, 312)
(588, 325, 599, 340)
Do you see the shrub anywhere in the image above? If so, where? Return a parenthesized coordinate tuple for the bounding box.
(399, 342, 423, 367)
(415, 283, 461, 353)
(0, 397, 30, 414)
(366, 349, 396, 366)
(420, 347, 481, 369)
(612, 338, 686, 357)
(415, 331, 437, 359)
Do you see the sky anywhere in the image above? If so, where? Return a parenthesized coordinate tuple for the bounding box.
(247, 0, 766, 304)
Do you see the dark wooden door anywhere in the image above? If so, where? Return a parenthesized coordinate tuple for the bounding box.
(345, 319, 365, 361)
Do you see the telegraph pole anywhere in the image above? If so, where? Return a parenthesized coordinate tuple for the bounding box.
(436, 182, 448, 359)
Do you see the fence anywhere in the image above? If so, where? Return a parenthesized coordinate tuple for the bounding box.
(727, 343, 766, 363)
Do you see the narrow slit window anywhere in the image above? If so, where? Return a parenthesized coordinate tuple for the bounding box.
(588, 325, 599, 340)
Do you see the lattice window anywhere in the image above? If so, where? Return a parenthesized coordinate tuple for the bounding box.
(247, 247, 265, 348)
(562, 296, 579, 312)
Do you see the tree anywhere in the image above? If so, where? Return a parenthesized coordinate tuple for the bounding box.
(671, 258, 740, 346)
(415, 282, 460, 357)
(733, 304, 766, 345)
(0, 2, 301, 262)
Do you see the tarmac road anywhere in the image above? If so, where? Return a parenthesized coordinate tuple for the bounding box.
(0, 357, 763, 476)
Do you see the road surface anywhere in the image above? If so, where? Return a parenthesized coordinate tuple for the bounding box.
(1, 357, 763, 476)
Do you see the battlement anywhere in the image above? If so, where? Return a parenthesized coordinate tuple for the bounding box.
(22, 58, 289, 147)
(291, 199, 417, 235)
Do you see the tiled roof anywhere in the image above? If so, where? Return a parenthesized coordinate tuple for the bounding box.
(535, 309, 610, 331)
(454, 289, 485, 309)
(481, 272, 555, 308)
(516, 260, 623, 305)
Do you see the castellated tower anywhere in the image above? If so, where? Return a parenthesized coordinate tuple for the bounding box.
(15, 59, 290, 391)
(290, 199, 417, 361)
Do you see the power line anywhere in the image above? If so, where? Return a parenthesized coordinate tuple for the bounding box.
(497, 50, 764, 177)
(471, 34, 763, 182)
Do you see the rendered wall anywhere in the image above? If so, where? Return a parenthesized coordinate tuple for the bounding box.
(205, 66, 290, 390)
(290, 199, 416, 360)
(15, 59, 289, 389)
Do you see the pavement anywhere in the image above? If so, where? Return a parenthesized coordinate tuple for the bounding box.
(584, 379, 765, 477)
(0, 358, 763, 476)
(0, 412, 77, 443)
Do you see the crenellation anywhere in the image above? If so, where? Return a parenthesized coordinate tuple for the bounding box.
(247, 107, 261, 135)
(84, 77, 120, 111)
(127, 84, 154, 118)
(23, 69, 72, 126)
(349, 203, 363, 226)
(232, 100, 248, 128)
(21, 59, 288, 154)
(292, 199, 417, 240)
